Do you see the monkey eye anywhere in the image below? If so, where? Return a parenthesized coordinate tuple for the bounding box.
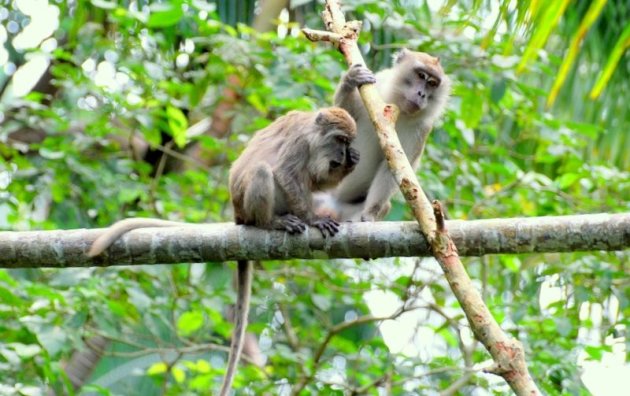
(428, 79, 439, 88)
(418, 72, 426, 80)
(336, 135, 349, 144)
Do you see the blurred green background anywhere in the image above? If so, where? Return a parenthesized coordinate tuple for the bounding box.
(0, 0, 628, 395)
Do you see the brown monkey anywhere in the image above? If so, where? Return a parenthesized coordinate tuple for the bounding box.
(220, 107, 358, 395)
(87, 108, 359, 257)
(87, 107, 359, 395)
(315, 49, 451, 221)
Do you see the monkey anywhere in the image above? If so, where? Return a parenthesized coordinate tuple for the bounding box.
(314, 49, 451, 222)
(87, 107, 359, 395)
(87, 107, 359, 257)
(219, 107, 358, 396)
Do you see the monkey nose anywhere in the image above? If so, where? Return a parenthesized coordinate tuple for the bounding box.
(417, 91, 426, 98)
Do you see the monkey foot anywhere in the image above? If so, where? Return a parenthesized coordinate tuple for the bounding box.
(360, 213, 376, 222)
(312, 216, 340, 237)
(275, 214, 307, 234)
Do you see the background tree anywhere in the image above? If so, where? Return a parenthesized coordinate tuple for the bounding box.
(0, 0, 627, 395)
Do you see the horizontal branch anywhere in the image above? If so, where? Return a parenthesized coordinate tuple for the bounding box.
(0, 213, 628, 268)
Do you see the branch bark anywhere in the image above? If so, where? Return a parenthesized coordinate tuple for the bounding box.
(304, 1, 543, 394)
(0, 213, 628, 268)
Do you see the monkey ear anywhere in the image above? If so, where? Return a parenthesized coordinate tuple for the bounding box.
(315, 111, 328, 127)
(394, 48, 410, 64)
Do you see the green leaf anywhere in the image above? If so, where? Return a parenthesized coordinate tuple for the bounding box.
(166, 105, 189, 148)
(456, 120, 475, 146)
(590, 23, 630, 99)
(547, 0, 607, 107)
(584, 345, 604, 361)
(490, 78, 507, 103)
(501, 256, 521, 273)
(517, 0, 570, 73)
(172, 366, 186, 383)
(177, 311, 204, 336)
(147, 362, 168, 375)
(556, 173, 581, 189)
(460, 89, 483, 129)
(0, 285, 23, 305)
(117, 188, 143, 204)
(36, 326, 66, 355)
(147, 4, 184, 28)
(11, 343, 42, 359)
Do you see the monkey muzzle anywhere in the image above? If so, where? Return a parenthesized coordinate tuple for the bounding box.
(329, 160, 343, 169)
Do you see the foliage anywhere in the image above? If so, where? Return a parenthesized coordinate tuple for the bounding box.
(0, 0, 628, 395)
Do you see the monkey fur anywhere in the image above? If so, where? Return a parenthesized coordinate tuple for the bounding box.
(315, 49, 451, 222)
(219, 107, 358, 395)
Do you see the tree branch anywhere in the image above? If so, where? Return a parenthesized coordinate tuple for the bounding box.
(0, 213, 628, 268)
(304, 1, 543, 394)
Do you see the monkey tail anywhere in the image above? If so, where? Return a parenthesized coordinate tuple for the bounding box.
(87, 218, 187, 257)
(219, 260, 254, 396)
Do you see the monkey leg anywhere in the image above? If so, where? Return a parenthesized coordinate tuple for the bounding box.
(360, 162, 398, 221)
(243, 164, 275, 227)
(361, 201, 392, 222)
(242, 165, 307, 233)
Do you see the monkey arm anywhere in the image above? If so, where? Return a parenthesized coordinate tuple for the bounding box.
(334, 65, 375, 119)
(273, 140, 314, 221)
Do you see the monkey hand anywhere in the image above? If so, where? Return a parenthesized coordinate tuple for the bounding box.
(311, 216, 340, 237)
(347, 147, 360, 169)
(344, 64, 376, 89)
(275, 214, 308, 234)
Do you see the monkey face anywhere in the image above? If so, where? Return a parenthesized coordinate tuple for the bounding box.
(393, 50, 446, 115)
(311, 129, 359, 190)
(400, 65, 442, 114)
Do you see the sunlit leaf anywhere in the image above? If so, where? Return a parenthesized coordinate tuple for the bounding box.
(11, 343, 41, 359)
(547, 0, 608, 107)
(172, 366, 186, 383)
(166, 105, 189, 148)
(147, 4, 184, 28)
(501, 256, 521, 272)
(147, 362, 168, 375)
(177, 311, 204, 336)
(556, 173, 581, 189)
(589, 23, 630, 99)
(517, 0, 570, 73)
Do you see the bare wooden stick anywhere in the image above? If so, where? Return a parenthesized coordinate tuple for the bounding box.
(303, 1, 542, 394)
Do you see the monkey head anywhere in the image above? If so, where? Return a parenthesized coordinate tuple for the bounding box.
(392, 49, 450, 116)
(309, 107, 359, 190)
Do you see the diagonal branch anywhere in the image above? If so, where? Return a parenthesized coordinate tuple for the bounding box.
(303, 1, 542, 394)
